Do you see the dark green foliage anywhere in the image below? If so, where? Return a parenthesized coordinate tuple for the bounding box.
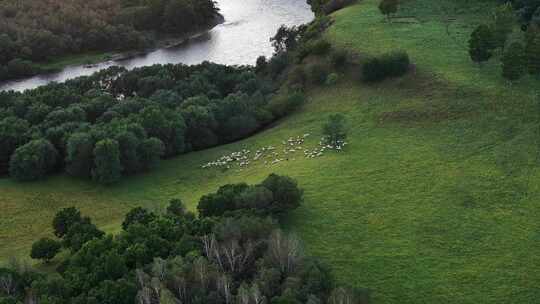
(1, 62, 288, 184)
(379, 0, 399, 19)
(306, 63, 329, 85)
(92, 139, 122, 185)
(137, 137, 165, 171)
(308, 0, 356, 15)
(167, 199, 187, 216)
(268, 91, 306, 118)
(0, 117, 29, 174)
(5, 176, 363, 304)
(492, 3, 516, 48)
(256, 56, 268, 74)
(198, 174, 303, 217)
(525, 26, 540, 74)
(271, 25, 304, 54)
(363, 51, 410, 82)
(66, 132, 95, 178)
(512, 0, 540, 27)
(469, 24, 497, 63)
(53, 207, 83, 238)
(122, 207, 157, 230)
(299, 39, 332, 60)
(261, 174, 304, 214)
(62, 218, 104, 251)
(8, 139, 58, 181)
(331, 49, 349, 68)
(323, 114, 348, 146)
(30, 238, 61, 263)
(0, 0, 218, 81)
(502, 42, 527, 80)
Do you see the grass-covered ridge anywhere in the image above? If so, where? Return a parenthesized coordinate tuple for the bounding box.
(2, 0, 540, 303)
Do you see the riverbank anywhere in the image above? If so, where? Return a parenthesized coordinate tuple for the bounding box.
(2, 14, 225, 86)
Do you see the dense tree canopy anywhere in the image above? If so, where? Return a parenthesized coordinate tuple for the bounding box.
(0, 0, 219, 80)
(0, 62, 292, 184)
(0, 174, 368, 304)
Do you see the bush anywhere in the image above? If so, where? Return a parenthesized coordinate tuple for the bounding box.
(307, 39, 332, 56)
(287, 66, 307, 89)
(330, 49, 348, 68)
(322, 114, 347, 147)
(9, 139, 58, 181)
(306, 62, 329, 85)
(6, 58, 35, 78)
(323, 0, 357, 14)
(267, 91, 306, 117)
(30, 238, 61, 263)
(363, 50, 410, 82)
(325, 73, 339, 86)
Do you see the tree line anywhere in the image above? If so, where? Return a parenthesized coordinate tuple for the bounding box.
(0, 0, 219, 81)
(466, 2, 540, 81)
(0, 174, 370, 304)
(0, 62, 306, 184)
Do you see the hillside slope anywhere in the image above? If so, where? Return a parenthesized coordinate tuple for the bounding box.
(2, 0, 540, 303)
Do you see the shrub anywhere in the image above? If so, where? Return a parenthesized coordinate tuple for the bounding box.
(287, 66, 307, 89)
(6, 58, 35, 78)
(267, 91, 306, 117)
(306, 62, 329, 85)
(322, 114, 347, 147)
(330, 49, 348, 68)
(325, 73, 339, 86)
(307, 39, 332, 56)
(362, 50, 410, 82)
(469, 24, 497, 64)
(9, 139, 58, 181)
(378, 0, 399, 20)
(30, 238, 61, 263)
(261, 174, 304, 215)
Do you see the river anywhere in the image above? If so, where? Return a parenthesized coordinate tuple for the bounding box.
(0, 0, 313, 92)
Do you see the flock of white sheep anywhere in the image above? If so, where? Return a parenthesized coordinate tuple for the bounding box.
(201, 133, 348, 171)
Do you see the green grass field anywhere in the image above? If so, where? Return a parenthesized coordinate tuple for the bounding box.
(2, 0, 540, 303)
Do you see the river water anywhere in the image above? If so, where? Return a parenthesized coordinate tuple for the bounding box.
(0, 0, 313, 92)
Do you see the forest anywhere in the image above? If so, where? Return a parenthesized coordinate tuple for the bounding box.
(0, 61, 306, 184)
(0, 174, 369, 304)
(0, 0, 219, 80)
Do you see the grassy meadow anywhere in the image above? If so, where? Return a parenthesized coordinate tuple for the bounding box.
(2, 0, 540, 303)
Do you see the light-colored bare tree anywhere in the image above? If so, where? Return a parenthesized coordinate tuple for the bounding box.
(152, 257, 167, 282)
(217, 274, 232, 304)
(250, 283, 266, 304)
(267, 230, 303, 274)
(328, 287, 357, 304)
(237, 283, 250, 304)
(0, 273, 14, 296)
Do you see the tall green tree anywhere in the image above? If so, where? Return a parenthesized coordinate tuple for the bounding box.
(9, 139, 58, 181)
(92, 139, 122, 184)
(469, 24, 497, 64)
(66, 132, 95, 178)
(30, 238, 61, 263)
(322, 114, 348, 146)
(379, 0, 399, 20)
(0, 116, 29, 174)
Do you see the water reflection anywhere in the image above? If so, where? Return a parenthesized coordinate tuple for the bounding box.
(0, 0, 313, 92)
